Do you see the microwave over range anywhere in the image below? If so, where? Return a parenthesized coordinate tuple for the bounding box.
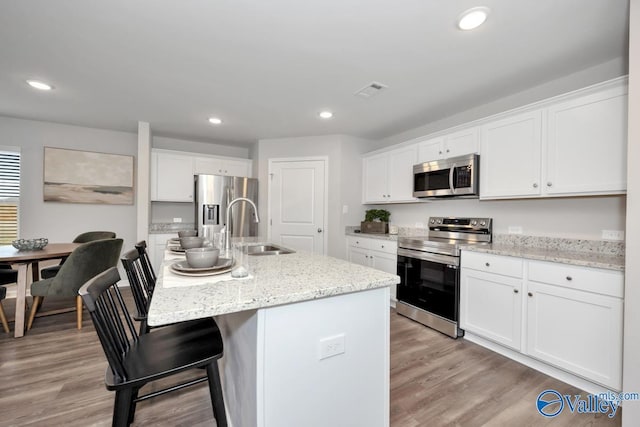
(413, 153, 479, 198)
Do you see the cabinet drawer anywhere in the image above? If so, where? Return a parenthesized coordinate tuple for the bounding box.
(461, 251, 523, 278)
(528, 260, 623, 298)
(347, 236, 397, 254)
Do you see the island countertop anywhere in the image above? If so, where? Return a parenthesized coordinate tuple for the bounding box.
(147, 242, 400, 326)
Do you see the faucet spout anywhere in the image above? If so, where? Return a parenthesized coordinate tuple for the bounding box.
(225, 197, 260, 250)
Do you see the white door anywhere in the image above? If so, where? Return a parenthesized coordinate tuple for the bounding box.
(270, 159, 326, 254)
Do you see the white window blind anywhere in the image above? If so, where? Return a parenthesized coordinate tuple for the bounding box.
(0, 149, 20, 244)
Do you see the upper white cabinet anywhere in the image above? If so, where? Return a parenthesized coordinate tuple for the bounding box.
(480, 110, 543, 198)
(194, 157, 252, 177)
(480, 80, 628, 199)
(151, 149, 253, 202)
(545, 85, 627, 195)
(151, 151, 194, 202)
(417, 128, 479, 163)
(363, 145, 417, 203)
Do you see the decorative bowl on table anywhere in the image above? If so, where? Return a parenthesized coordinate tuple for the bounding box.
(12, 238, 49, 251)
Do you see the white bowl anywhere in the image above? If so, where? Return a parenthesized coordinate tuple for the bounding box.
(180, 236, 205, 249)
(185, 247, 220, 268)
(178, 230, 197, 238)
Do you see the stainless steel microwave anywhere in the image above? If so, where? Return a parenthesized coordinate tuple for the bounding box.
(413, 153, 479, 198)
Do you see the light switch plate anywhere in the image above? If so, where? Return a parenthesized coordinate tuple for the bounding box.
(173, 217, 182, 223)
(508, 226, 523, 235)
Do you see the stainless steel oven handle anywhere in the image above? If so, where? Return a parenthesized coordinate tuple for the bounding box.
(449, 163, 456, 194)
(398, 248, 459, 267)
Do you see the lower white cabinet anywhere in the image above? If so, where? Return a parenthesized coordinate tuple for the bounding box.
(347, 236, 397, 302)
(460, 268, 523, 351)
(148, 233, 174, 274)
(461, 251, 623, 390)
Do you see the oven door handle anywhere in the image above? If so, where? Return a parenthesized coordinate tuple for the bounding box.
(449, 162, 457, 194)
(398, 248, 459, 267)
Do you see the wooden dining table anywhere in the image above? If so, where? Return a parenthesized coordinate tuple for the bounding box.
(0, 243, 80, 338)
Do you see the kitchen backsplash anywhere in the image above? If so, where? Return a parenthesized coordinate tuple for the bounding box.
(149, 222, 196, 233)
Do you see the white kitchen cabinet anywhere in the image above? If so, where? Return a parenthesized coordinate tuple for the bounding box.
(362, 145, 417, 203)
(526, 260, 623, 390)
(460, 250, 624, 390)
(460, 252, 524, 351)
(417, 128, 479, 163)
(347, 236, 398, 302)
(481, 80, 627, 200)
(545, 85, 627, 195)
(151, 151, 195, 202)
(194, 157, 252, 177)
(148, 233, 175, 274)
(480, 110, 543, 199)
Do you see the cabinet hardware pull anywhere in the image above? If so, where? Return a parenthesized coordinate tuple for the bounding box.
(485, 262, 490, 267)
(439, 151, 443, 155)
(514, 289, 519, 293)
(528, 292, 533, 297)
(533, 183, 538, 188)
(547, 182, 552, 187)
(381, 245, 384, 248)
(446, 149, 450, 153)
(566, 276, 572, 281)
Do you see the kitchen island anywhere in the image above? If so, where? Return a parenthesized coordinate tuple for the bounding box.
(148, 242, 399, 427)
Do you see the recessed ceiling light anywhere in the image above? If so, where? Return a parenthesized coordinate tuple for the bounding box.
(208, 117, 222, 125)
(319, 111, 333, 119)
(26, 80, 53, 91)
(457, 7, 490, 31)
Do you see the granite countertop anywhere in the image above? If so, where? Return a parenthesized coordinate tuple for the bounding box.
(461, 242, 625, 271)
(147, 238, 400, 326)
(345, 231, 398, 241)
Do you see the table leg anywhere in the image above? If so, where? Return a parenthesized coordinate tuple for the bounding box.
(14, 263, 28, 338)
(31, 261, 40, 282)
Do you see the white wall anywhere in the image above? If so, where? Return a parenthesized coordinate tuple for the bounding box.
(381, 58, 627, 147)
(153, 135, 249, 158)
(1, 116, 137, 251)
(623, 1, 639, 425)
(376, 196, 626, 240)
(257, 135, 375, 258)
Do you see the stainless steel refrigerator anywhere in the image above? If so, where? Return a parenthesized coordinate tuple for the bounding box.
(194, 174, 259, 240)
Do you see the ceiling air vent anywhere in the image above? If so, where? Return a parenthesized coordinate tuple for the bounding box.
(354, 81, 388, 99)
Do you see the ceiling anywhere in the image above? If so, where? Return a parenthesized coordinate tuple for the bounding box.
(0, 0, 629, 146)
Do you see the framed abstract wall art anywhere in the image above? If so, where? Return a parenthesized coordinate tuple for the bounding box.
(43, 147, 134, 205)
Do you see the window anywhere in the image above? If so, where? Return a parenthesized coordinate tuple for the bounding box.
(0, 147, 20, 244)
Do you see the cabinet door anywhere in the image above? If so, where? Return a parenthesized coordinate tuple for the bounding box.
(460, 269, 522, 351)
(417, 137, 444, 163)
(223, 159, 251, 177)
(348, 246, 370, 267)
(445, 128, 479, 158)
(387, 145, 418, 202)
(152, 152, 194, 202)
(545, 86, 628, 195)
(370, 250, 398, 302)
(193, 157, 224, 175)
(480, 110, 543, 199)
(526, 281, 623, 390)
(362, 153, 389, 203)
(149, 233, 174, 274)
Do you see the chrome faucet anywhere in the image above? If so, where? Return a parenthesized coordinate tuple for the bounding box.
(225, 197, 260, 250)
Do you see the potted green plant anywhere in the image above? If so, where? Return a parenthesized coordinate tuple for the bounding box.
(361, 209, 391, 234)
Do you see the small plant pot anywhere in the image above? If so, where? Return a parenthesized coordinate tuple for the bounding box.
(360, 221, 388, 234)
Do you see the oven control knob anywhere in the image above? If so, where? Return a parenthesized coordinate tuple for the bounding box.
(480, 221, 486, 226)
(437, 219, 442, 224)
(430, 219, 435, 224)
(471, 220, 477, 226)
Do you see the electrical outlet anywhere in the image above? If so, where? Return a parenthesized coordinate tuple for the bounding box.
(508, 226, 523, 235)
(172, 217, 182, 223)
(319, 334, 345, 360)
(415, 222, 425, 229)
(342, 205, 348, 214)
(601, 230, 624, 241)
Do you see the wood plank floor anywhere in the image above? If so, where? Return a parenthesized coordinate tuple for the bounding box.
(0, 289, 621, 426)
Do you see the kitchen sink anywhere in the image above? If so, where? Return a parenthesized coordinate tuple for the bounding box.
(246, 244, 295, 256)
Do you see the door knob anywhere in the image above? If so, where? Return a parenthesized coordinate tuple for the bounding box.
(317, 228, 323, 233)
(513, 289, 519, 294)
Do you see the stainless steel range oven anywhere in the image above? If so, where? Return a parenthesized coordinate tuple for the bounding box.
(396, 217, 492, 338)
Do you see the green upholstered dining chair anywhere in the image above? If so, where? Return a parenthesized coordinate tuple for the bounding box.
(27, 238, 123, 331)
(40, 231, 116, 279)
